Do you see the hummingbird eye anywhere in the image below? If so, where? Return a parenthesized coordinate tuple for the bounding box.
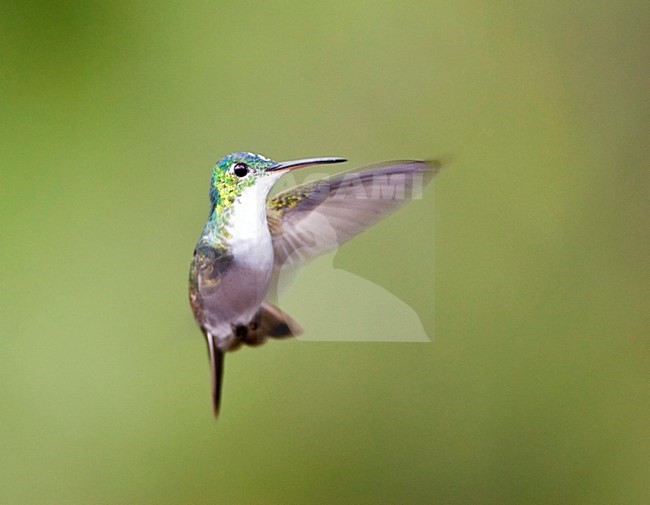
(233, 163, 250, 178)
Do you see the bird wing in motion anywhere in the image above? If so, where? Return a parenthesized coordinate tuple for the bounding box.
(205, 333, 224, 417)
(202, 302, 301, 418)
(266, 161, 440, 269)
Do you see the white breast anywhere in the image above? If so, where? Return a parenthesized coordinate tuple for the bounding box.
(225, 175, 281, 270)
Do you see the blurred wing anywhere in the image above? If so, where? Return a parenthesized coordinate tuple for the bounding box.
(206, 334, 224, 418)
(266, 160, 440, 269)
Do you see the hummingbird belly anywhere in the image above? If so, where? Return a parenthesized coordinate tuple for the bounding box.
(198, 240, 274, 350)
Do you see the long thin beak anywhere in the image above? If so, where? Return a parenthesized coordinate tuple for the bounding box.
(268, 157, 347, 172)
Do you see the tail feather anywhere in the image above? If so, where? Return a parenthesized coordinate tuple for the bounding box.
(242, 302, 302, 346)
(204, 304, 299, 418)
(258, 302, 303, 338)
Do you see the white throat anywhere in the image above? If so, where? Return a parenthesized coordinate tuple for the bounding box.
(225, 173, 282, 261)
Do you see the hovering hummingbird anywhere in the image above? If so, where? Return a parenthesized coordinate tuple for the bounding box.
(189, 152, 439, 416)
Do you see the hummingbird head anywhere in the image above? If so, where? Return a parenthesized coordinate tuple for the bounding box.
(209, 152, 346, 208)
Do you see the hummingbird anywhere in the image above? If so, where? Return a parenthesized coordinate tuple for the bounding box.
(189, 152, 439, 417)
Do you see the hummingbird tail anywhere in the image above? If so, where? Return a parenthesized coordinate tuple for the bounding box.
(206, 333, 224, 418)
(258, 302, 303, 339)
(240, 302, 303, 346)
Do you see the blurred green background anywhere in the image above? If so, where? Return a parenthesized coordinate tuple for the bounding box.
(1, 1, 648, 504)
